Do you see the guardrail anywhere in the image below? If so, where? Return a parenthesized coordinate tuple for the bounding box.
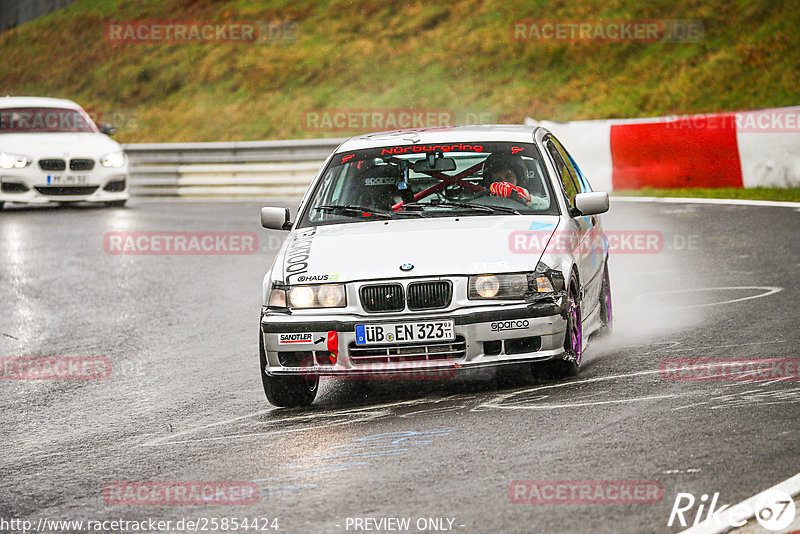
(123, 138, 346, 197)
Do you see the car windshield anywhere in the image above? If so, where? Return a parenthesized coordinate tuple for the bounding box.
(0, 107, 97, 133)
(299, 141, 558, 226)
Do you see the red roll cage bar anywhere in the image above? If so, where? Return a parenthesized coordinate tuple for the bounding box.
(389, 157, 486, 211)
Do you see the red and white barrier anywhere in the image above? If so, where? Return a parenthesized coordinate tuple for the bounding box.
(526, 106, 800, 190)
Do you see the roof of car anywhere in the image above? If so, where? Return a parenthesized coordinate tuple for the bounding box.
(336, 124, 542, 152)
(0, 96, 84, 110)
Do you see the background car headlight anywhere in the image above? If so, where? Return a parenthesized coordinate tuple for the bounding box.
(469, 274, 528, 300)
(288, 284, 347, 309)
(100, 151, 126, 168)
(0, 152, 31, 169)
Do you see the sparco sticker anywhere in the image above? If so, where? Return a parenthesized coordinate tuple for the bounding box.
(279, 333, 314, 344)
(491, 320, 530, 332)
(284, 227, 316, 283)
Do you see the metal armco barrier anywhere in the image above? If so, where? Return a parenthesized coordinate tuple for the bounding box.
(123, 138, 346, 197)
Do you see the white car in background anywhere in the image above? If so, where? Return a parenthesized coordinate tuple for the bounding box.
(0, 96, 129, 210)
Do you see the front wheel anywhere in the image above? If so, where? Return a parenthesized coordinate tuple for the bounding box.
(535, 279, 581, 378)
(259, 331, 318, 407)
(597, 262, 613, 337)
(105, 200, 127, 207)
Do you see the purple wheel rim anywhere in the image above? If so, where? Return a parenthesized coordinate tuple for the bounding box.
(569, 289, 582, 363)
(603, 269, 612, 323)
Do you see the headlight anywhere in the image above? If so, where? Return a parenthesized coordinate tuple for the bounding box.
(534, 262, 565, 294)
(100, 152, 126, 168)
(469, 274, 528, 300)
(0, 152, 31, 169)
(288, 284, 346, 309)
(268, 288, 287, 308)
(317, 284, 346, 307)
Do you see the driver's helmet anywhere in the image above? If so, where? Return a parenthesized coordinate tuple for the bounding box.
(482, 153, 527, 187)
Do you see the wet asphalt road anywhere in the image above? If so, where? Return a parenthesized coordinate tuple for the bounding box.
(1, 199, 799, 534)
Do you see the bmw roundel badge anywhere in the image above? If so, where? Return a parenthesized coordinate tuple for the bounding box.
(400, 263, 414, 272)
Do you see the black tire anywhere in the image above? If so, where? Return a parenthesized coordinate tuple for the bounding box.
(535, 278, 582, 379)
(106, 200, 127, 207)
(259, 330, 318, 407)
(0, 201, 4, 210)
(597, 262, 613, 337)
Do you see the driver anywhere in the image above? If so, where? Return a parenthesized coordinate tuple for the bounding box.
(482, 153, 533, 206)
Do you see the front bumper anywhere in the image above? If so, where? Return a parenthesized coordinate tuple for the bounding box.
(0, 168, 129, 204)
(261, 300, 569, 377)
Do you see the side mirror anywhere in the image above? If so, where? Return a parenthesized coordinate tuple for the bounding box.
(99, 123, 116, 136)
(572, 192, 609, 217)
(261, 207, 293, 230)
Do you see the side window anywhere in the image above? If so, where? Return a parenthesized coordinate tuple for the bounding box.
(546, 138, 579, 205)
(552, 137, 592, 193)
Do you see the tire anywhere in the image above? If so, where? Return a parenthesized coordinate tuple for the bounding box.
(106, 200, 127, 207)
(536, 278, 582, 378)
(0, 201, 4, 210)
(597, 262, 613, 337)
(259, 330, 318, 407)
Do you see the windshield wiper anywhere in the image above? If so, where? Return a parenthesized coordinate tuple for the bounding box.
(402, 200, 520, 215)
(470, 203, 522, 215)
(313, 205, 393, 220)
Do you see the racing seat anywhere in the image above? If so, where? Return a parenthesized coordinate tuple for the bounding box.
(346, 164, 401, 211)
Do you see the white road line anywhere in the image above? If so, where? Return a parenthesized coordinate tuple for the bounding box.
(678, 471, 800, 534)
(612, 196, 800, 208)
(140, 397, 443, 446)
(635, 286, 783, 309)
(474, 368, 666, 411)
(146, 416, 385, 446)
(655, 340, 787, 353)
(489, 393, 677, 410)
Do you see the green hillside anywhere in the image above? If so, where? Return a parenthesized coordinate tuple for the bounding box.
(1, 0, 798, 142)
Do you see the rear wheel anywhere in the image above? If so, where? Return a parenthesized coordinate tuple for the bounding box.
(536, 279, 581, 378)
(259, 330, 318, 407)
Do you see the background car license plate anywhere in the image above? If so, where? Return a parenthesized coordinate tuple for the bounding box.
(355, 320, 455, 345)
(47, 174, 88, 185)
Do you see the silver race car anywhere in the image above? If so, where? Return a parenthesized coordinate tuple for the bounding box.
(259, 125, 612, 406)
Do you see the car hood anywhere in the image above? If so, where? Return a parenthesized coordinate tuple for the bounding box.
(277, 216, 559, 284)
(0, 133, 121, 158)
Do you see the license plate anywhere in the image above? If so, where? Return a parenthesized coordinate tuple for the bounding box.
(46, 175, 88, 185)
(355, 320, 455, 345)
